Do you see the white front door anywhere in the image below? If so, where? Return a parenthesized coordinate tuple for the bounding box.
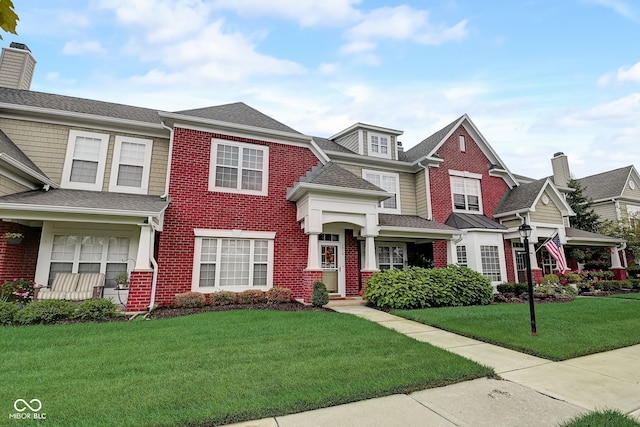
(319, 233, 344, 296)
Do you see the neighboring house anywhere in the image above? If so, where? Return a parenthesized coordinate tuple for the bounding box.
(578, 165, 640, 225)
(0, 43, 628, 312)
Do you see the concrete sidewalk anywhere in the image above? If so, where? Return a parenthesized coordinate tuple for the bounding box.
(226, 301, 640, 427)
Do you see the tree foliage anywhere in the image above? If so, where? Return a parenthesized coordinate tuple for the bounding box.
(0, 0, 18, 40)
(599, 218, 640, 263)
(566, 178, 601, 232)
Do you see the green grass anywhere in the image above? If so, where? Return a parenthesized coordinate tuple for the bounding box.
(392, 297, 640, 361)
(0, 310, 493, 426)
(608, 292, 640, 300)
(560, 409, 640, 427)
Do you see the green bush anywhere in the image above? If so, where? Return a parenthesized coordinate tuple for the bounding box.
(630, 279, 640, 289)
(542, 274, 560, 284)
(564, 272, 582, 284)
(174, 291, 207, 308)
(14, 300, 75, 325)
(627, 265, 640, 279)
(0, 300, 18, 325)
(266, 286, 292, 304)
(311, 281, 329, 307)
(73, 299, 119, 321)
(496, 282, 528, 296)
(534, 284, 578, 298)
(598, 280, 624, 292)
(364, 266, 493, 309)
(210, 291, 237, 306)
(237, 289, 267, 305)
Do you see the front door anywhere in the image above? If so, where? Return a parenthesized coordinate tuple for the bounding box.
(319, 233, 343, 295)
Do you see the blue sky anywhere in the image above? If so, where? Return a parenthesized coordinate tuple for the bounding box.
(9, 0, 640, 178)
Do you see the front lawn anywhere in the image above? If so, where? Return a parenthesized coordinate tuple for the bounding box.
(0, 310, 493, 426)
(393, 297, 640, 361)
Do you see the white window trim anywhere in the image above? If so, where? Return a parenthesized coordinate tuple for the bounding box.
(108, 136, 153, 194)
(375, 242, 407, 270)
(449, 171, 483, 214)
(368, 132, 391, 159)
(209, 139, 269, 196)
(61, 130, 110, 191)
(459, 135, 466, 152)
(362, 169, 401, 214)
(192, 229, 275, 292)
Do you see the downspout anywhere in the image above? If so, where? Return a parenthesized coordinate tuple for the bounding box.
(160, 121, 174, 199)
(417, 162, 433, 220)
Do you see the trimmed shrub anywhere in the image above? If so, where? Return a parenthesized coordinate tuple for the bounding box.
(174, 292, 207, 308)
(564, 272, 582, 284)
(543, 274, 560, 285)
(627, 265, 640, 279)
(496, 283, 528, 297)
(73, 299, 119, 321)
(534, 284, 577, 298)
(364, 266, 493, 309)
(311, 281, 329, 307)
(630, 279, 640, 289)
(210, 291, 237, 306)
(266, 286, 292, 304)
(237, 289, 267, 305)
(0, 300, 18, 325)
(14, 300, 75, 325)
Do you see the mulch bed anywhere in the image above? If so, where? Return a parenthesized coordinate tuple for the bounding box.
(147, 302, 333, 319)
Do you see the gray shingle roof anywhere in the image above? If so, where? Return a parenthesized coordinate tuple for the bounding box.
(445, 213, 506, 230)
(0, 87, 162, 124)
(565, 227, 622, 244)
(299, 162, 383, 192)
(379, 213, 459, 231)
(175, 102, 301, 134)
(312, 136, 355, 154)
(0, 189, 168, 215)
(494, 178, 547, 215)
(0, 129, 48, 177)
(404, 116, 463, 163)
(578, 166, 633, 201)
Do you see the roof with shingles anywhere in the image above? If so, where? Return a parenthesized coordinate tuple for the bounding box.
(175, 102, 301, 134)
(379, 213, 459, 231)
(494, 178, 547, 214)
(298, 162, 383, 192)
(0, 129, 48, 177)
(404, 116, 463, 163)
(0, 87, 162, 124)
(0, 189, 168, 215)
(445, 213, 506, 230)
(578, 165, 633, 201)
(565, 227, 622, 243)
(312, 136, 356, 154)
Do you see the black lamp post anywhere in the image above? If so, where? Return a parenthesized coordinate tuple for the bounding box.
(519, 223, 537, 336)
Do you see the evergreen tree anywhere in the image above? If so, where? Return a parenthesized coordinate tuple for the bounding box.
(566, 178, 601, 232)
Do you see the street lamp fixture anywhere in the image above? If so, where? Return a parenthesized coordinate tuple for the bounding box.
(518, 223, 537, 336)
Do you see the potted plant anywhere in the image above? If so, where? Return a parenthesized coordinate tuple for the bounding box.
(4, 232, 24, 245)
(115, 272, 129, 290)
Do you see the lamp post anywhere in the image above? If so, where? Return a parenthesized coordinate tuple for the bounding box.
(519, 223, 537, 336)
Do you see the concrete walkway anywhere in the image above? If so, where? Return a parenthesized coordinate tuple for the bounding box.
(226, 300, 640, 427)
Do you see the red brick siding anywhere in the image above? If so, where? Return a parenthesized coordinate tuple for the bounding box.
(126, 270, 154, 311)
(153, 128, 319, 306)
(301, 270, 323, 303)
(503, 239, 516, 283)
(0, 223, 40, 284)
(344, 230, 360, 296)
(432, 241, 448, 267)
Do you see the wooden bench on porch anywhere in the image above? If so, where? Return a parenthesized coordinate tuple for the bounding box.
(37, 273, 105, 301)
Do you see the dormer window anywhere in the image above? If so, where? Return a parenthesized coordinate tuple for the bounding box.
(369, 133, 390, 158)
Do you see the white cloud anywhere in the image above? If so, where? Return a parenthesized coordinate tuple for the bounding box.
(583, 0, 638, 20)
(318, 63, 339, 75)
(212, 0, 362, 26)
(598, 61, 640, 86)
(342, 5, 468, 53)
(62, 40, 105, 55)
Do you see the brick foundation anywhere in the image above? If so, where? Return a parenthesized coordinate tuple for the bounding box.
(126, 270, 154, 312)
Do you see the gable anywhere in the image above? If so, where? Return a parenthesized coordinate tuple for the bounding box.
(530, 189, 563, 224)
(621, 167, 640, 199)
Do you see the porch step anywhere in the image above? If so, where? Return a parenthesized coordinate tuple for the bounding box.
(326, 297, 366, 308)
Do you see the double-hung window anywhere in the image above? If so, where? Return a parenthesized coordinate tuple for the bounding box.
(450, 174, 482, 213)
(456, 245, 468, 267)
(377, 244, 405, 270)
(61, 130, 109, 191)
(209, 140, 269, 196)
(109, 136, 153, 194)
(194, 230, 275, 290)
(480, 245, 502, 282)
(363, 169, 400, 213)
(369, 133, 390, 158)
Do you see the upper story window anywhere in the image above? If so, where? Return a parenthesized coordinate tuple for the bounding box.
(363, 169, 400, 213)
(209, 139, 269, 196)
(61, 130, 109, 191)
(109, 136, 153, 194)
(459, 135, 466, 152)
(368, 133, 390, 158)
(450, 173, 482, 213)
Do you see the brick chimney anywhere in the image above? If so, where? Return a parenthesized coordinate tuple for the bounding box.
(551, 152, 571, 187)
(0, 42, 36, 90)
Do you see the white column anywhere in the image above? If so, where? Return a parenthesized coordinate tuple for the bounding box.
(307, 232, 320, 270)
(363, 235, 378, 271)
(447, 239, 459, 265)
(135, 224, 153, 270)
(528, 241, 539, 269)
(610, 246, 623, 268)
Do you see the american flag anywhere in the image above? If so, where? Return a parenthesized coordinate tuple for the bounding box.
(544, 233, 568, 274)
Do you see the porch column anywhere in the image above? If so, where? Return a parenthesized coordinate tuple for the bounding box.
(135, 224, 153, 270)
(447, 239, 459, 265)
(528, 240, 543, 284)
(610, 246, 622, 269)
(307, 232, 320, 270)
(363, 235, 377, 271)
